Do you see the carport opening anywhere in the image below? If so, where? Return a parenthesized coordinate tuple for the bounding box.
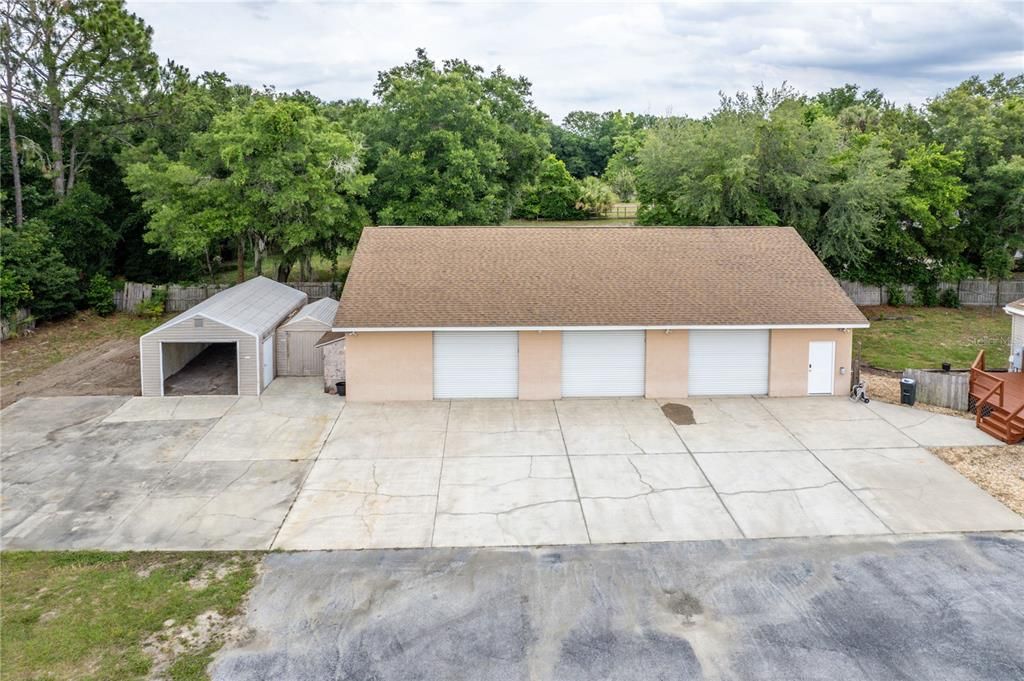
(162, 342, 238, 396)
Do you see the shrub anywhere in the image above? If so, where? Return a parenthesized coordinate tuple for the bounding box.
(938, 287, 960, 308)
(915, 282, 939, 307)
(886, 284, 905, 307)
(85, 274, 117, 316)
(575, 176, 618, 217)
(0, 220, 79, 320)
(135, 287, 167, 318)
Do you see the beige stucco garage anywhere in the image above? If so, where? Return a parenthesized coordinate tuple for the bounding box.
(333, 226, 868, 401)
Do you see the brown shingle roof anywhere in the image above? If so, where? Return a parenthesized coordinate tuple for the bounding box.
(334, 226, 868, 329)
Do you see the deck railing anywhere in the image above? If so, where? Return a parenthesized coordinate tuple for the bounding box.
(970, 350, 1004, 426)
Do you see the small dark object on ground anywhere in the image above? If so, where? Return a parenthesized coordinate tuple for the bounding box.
(661, 403, 695, 425)
(335, 381, 346, 397)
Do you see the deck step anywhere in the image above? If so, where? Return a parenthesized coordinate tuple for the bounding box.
(977, 417, 1024, 444)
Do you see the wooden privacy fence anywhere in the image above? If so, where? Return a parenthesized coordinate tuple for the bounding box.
(840, 279, 1024, 307)
(902, 368, 970, 411)
(114, 281, 339, 313)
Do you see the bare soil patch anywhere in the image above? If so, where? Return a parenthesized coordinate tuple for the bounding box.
(1, 312, 164, 408)
(1, 338, 143, 408)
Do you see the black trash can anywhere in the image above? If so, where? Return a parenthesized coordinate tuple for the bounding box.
(335, 381, 346, 397)
(900, 377, 916, 406)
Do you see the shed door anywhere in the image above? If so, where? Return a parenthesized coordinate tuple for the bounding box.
(262, 336, 274, 389)
(688, 330, 769, 395)
(561, 330, 645, 397)
(433, 332, 518, 399)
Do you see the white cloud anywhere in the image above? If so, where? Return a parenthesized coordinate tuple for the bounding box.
(126, 0, 1024, 121)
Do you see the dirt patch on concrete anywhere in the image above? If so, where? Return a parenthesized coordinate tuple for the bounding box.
(661, 403, 695, 425)
(932, 445, 1024, 516)
(1, 337, 142, 408)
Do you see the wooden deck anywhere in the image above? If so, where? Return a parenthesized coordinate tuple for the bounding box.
(969, 351, 1024, 444)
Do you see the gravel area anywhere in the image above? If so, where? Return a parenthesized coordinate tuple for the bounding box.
(933, 446, 1024, 517)
(864, 371, 967, 418)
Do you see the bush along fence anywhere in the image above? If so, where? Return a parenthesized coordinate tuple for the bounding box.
(1, 308, 35, 341)
(839, 279, 1024, 307)
(113, 281, 340, 313)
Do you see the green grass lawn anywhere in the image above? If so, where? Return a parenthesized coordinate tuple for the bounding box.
(854, 306, 1012, 371)
(1, 552, 259, 681)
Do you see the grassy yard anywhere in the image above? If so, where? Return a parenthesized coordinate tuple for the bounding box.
(855, 306, 1011, 371)
(0, 312, 165, 389)
(0, 552, 260, 681)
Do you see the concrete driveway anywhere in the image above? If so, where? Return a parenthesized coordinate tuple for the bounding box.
(2, 379, 1021, 550)
(211, 533, 1024, 681)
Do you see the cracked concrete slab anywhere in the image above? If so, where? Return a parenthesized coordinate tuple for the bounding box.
(758, 396, 878, 423)
(434, 456, 588, 547)
(335, 401, 450, 431)
(102, 460, 311, 550)
(274, 458, 440, 550)
(561, 423, 684, 455)
(444, 429, 565, 457)
(571, 454, 740, 543)
(447, 399, 560, 432)
(103, 395, 238, 422)
(674, 420, 804, 453)
(660, 397, 776, 424)
(787, 417, 918, 450)
(319, 427, 446, 459)
(866, 401, 1001, 447)
(692, 450, 889, 538)
(184, 396, 340, 461)
(815, 448, 1024, 533)
(3, 393, 1021, 551)
(1, 395, 128, 457)
(693, 450, 840, 494)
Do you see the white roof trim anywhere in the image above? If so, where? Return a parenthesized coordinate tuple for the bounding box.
(333, 323, 869, 333)
(1004, 305, 1024, 317)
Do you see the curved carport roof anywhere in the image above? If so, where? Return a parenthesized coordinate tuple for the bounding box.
(143, 276, 308, 339)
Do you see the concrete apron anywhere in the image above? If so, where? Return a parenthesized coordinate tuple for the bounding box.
(1, 387, 1021, 551)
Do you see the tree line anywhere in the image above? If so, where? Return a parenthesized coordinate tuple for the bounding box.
(1, 0, 1022, 323)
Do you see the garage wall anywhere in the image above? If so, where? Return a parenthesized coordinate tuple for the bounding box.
(1012, 314, 1024, 354)
(768, 329, 852, 397)
(345, 331, 432, 401)
(519, 331, 561, 399)
(161, 342, 209, 380)
(323, 339, 345, 393)
(141, 316, 258, 396)
(645, 329, 688, 398)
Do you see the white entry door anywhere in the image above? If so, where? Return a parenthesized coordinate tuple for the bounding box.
(807, 341, 835, 395)
(688, 330, 770, 395)
(561, 330, 645, 397)
(262, 336, 274, 389)
(434, 331, 519, 399)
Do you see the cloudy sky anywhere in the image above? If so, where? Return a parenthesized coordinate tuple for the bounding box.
(127, 1, 1024, 121)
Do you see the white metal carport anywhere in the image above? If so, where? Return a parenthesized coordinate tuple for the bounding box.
(139, 277, 307, 396)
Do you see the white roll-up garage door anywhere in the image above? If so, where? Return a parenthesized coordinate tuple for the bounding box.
(688, 329, 770, 395)
(562, 330, 645, 397)
(433, 331, 519, 399)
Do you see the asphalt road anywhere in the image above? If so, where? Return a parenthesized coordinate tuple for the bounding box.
(212, 533, 1024, 681)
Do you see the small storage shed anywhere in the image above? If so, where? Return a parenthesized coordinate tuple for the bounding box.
(275, 298, 339, 376)
(140, 277, 307, 396)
